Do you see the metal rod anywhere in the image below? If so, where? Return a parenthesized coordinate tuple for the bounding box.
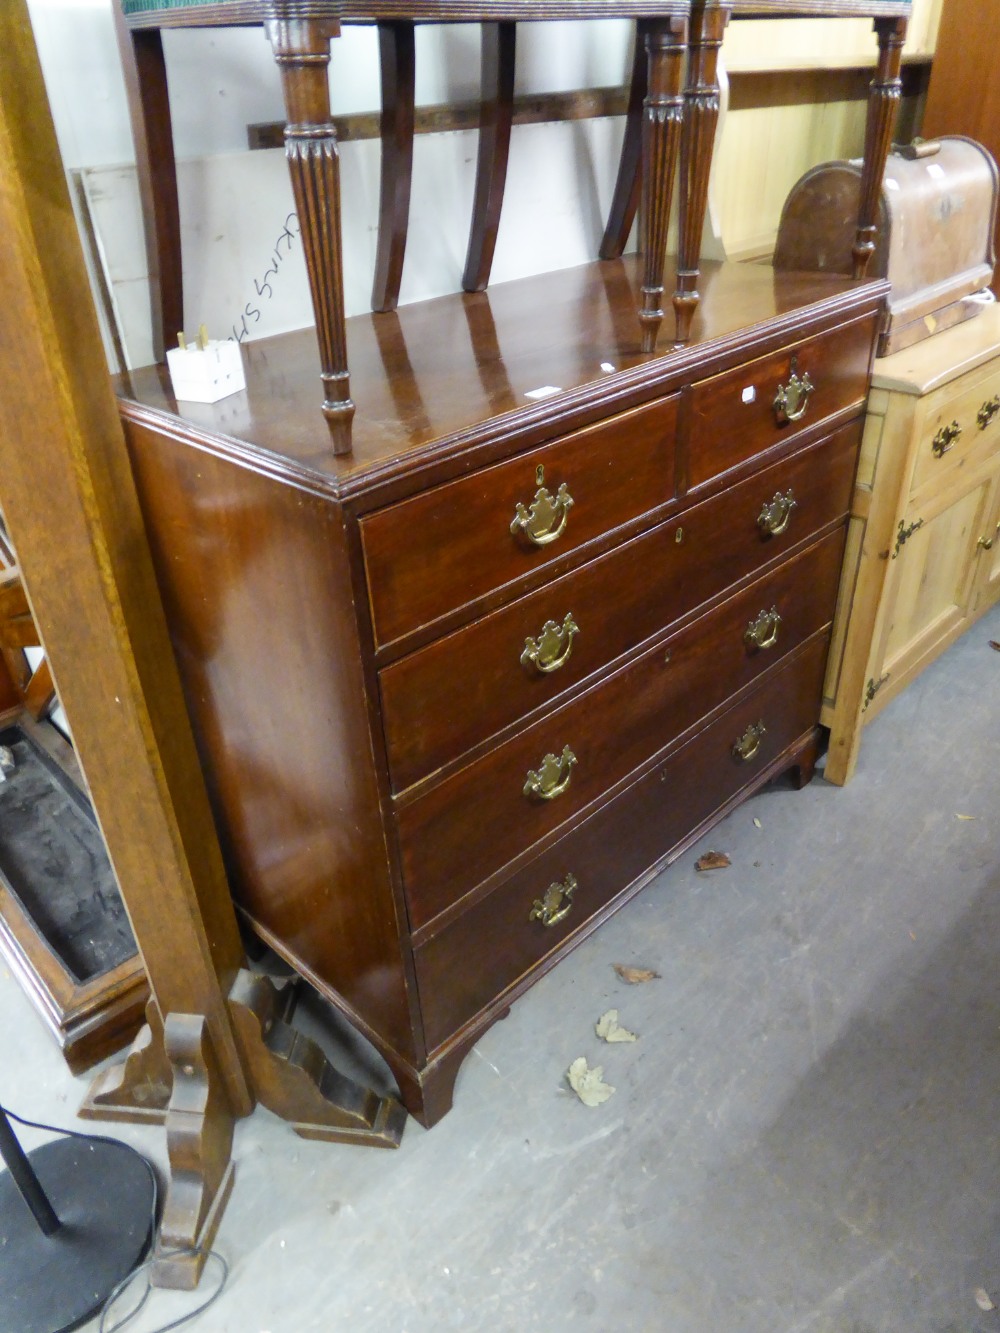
(0, 1108, 60, 1236)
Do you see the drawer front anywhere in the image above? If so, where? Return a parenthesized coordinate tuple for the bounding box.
(910, 361, 1000, 498)
(381, 421, 860, 793)
(361, 396, 678, 648)
(687, 312, 876, 488)
(398, 532, 845, 929)
(414, 634, 830, 1053)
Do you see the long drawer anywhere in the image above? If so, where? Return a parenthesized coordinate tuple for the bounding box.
(414, 633, 830, 1052)
(381, 420, 861, 793)
(397, 530, 845, 929)
(686, 312, 876, 489)
(361, 394, 678, 648)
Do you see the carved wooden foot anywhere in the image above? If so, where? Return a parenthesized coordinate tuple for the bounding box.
(462, 22, 516, 293)
(227, 970, 406, 1147)
(266, 17, 355, 452)
(153, 1013, 237, 1290)
(673, 4, 730, 344)
(853, 16, 907, 278)
(638, 17, 687, 353)
(372, 21, 416, 312)
(78, 998, 172, 1125)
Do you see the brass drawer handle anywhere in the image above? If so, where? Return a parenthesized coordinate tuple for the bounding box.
(773, 369, 814, 424)
(932, 419, 962, 456)
(511, 482, 574, 547)
(978, 397, 1000, 431)
(978, 522, 1000, 551)
(757, 490, 797, 537)
(733, 720, 766, 762)
(744, 606, 782, 651)
(529, 873, 577, 928)
(521, 613, 579, 675)
(524, 745, 577, 801)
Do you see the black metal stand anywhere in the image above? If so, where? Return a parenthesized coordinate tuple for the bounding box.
(0, 1107, 155, 1333)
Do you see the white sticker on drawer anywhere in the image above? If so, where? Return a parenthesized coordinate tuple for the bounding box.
(885, 177, 900, 191)
(926, 162, 946, 180)
(742, 386, 756, 404)
(524, 385, 562, 400)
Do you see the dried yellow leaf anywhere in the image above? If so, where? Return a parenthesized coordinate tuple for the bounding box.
(974, 1287, 996, 1312)
(566, 1057, 615, 1107)
(956, 813, 977, 821)
(613, 964, 661, 984)
(595, 1009, 638, 1043)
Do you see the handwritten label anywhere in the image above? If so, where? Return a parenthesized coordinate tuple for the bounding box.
(230, 212, 300, 343)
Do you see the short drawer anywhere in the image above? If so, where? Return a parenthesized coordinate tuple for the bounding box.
(413, 633, 830, 1052)
(397, 532, 845, 929)
(381, 421, 860, 793)
(687, 312, 876, 488)
(361, 395, 678, 648)
(910, 360, 1000, 498)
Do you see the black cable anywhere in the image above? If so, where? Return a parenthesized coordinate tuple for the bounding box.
(0, 1102, 230, 1333)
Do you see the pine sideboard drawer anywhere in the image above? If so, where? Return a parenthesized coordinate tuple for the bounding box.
(361, 394, 678, 649)
(909, 359, 1000, 499)
(381, 422, 860, 794)
(397, 531, 845, 930)
(413, 633, 832, 1053)
(687, 312, 876, 489)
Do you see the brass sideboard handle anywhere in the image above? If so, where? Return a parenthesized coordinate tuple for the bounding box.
(757, 490, 797, 537)
(524, 744, 577, 801)
(521, 613, 579, 675)
(511, 482, 574, 547)
(744, 606, 782, 651)
(932, 419, 962, 456)
(978, 534, 995, 552)
(978, 397, 1000, 431)
(773, 369, 814, 424)
(732, 720, 766, 762)
(529, 873, 578, 928)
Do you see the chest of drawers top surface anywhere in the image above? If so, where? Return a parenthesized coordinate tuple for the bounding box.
(117, 256, 884, 504)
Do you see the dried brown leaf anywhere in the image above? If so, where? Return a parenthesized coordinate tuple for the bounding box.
(614, 964, 661, 985)
(974, 1287, 996, 1312)
(989, 640, 1000, 653)
(595, 1009, 638, 1043)
(695, 850, 731, 872)
(566, 1057, 615, 1107)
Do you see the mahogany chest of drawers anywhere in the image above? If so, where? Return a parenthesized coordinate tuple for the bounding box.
(116, 257, 885, 1125)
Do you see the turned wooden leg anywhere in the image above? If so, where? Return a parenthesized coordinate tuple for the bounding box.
(462, 22, 516, 293)
(265, 18, 354, 453)
(673, 4, 730, 344)
(638, 17, 687, 354)
(599, 20, 650, 261)
(371, 22, 415, 313)
(853, 16, 907, 278)
(153, 1014, 237, 1290)
(111, 10, 182, 362)
(227, 970, 406, 1146)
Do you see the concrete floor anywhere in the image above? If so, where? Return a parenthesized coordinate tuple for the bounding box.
(3, 605, 1000, 1332)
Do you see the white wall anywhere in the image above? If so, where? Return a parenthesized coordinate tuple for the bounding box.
(26, 3, 638, 366)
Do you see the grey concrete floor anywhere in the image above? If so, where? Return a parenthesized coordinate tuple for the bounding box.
(3, 605, 1000, 1332)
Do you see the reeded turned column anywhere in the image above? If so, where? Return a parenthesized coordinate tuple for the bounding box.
(265, 15, 354, 454)
(852, 15, 907, 278)
(639, 15, 688, 353)
(672, 2, 730, 343)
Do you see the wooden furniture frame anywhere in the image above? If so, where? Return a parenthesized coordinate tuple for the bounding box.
(600, 1, 910, 341)
(2, 5, 405, 1292)
(115, 0, 692, 454)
